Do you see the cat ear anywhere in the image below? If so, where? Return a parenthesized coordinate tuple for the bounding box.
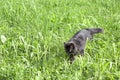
(64, 42, 66, 44)
(64, 42, 67, 45)
(70, 42, 75, 47)
(69, 42, 75, 50)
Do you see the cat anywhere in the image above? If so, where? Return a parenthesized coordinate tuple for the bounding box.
(64, 28, 103, 63)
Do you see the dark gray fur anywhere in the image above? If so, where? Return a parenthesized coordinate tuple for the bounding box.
(64, 28, 103, 63)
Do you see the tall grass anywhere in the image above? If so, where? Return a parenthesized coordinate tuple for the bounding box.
(0, 0, 120, 80)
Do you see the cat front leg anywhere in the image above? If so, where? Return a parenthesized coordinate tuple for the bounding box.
(69, 54, 75, 64)
(79, 49, 84, 56)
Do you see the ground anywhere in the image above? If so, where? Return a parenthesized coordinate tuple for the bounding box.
(0, 0, 120, 80)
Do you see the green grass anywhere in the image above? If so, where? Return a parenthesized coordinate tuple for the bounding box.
(0, 0, 120, 80)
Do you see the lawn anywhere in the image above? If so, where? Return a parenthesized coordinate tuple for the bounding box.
(0, 0, 120, 80)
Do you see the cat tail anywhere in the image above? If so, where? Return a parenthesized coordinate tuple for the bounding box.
(86, 28, 103, 35)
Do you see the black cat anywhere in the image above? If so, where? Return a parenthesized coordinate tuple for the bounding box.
(64, 28, 103, 63)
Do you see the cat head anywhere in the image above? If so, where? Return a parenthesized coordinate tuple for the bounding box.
(64, 42, 76, 55)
